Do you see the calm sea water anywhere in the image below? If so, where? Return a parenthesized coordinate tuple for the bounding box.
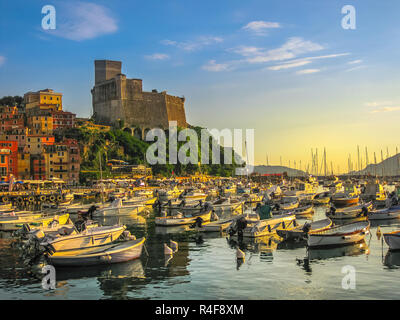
(1, 203, 400, 300)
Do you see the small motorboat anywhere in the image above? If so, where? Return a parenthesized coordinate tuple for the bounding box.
(292, 205, 314, 217)
(92, 199, 147, 217)
(312, 192, 331, 205)
(155, 206, 213, 226)
(276, 218, 332, 241)
(368, 205, 400, 220)
(210, 197, 245, 213)
(383, 231, 400, 251)
(198, 213, 259, 233)
(331, 193, 359, 207)
(229, 213, 296, 238)
(40, 224, 126, 252)
(47, 237, 146, 267)
(307, 221, 370, 248)
(0, 213, 70, 231)
(326, 202, 372, 219)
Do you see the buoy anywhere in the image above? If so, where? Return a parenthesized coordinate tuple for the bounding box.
(164, 243, 173, 255)
(377, 226, 382, 239)
(170, 240, 178, 252)
(236, 248, 245, 260)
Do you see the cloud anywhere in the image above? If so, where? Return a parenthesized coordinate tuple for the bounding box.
(345, 65, 366, 72)
(145, 53, 170, 60)
(45, 2, 117, 41)
(348, 59, 362, 65)
(0, 56, 5, 66)
(161, 36, 223, 51)
(268, 60, 312, 70)
(202, 60, 231, 72)
(296, 69, 320, 75)
(365, 101, 394, 107)
(370, 106, 400, 114)
(267, 53, 349, 71)
(242, 21, 281, 35)
(236, 37, 324, 64)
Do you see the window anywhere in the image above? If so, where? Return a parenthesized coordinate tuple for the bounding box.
(0, 155, 4, 163)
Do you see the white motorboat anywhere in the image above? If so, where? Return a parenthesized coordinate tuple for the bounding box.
(307, 221, 370, 248)
(368, 205, 400, 220)
(384, 231, 400, 251)
(41, 224, 126, 252)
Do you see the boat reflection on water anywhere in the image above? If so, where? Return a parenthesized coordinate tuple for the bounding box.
(227, 234, 280, 262)
(307, 240, 370, 261)
(384, 250, 400, 268)
(55, 258, 146, 281)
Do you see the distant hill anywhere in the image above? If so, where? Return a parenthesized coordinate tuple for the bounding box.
(253, 165, 307, 177)
(352, 153, 400, 176)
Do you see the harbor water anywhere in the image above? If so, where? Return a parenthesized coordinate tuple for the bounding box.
(1, 205, 400, 300)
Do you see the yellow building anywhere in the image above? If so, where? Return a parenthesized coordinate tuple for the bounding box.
(44, 144, 70, 181)
(27, 111, 54, 135)
(24, 89, 63, 111)
(17, 152, 30, 180)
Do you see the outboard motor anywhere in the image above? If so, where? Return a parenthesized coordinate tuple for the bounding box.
(190, 217, 204, 228)
(236, 217, 248, 238)
(179, 200, 186, 207)
(274, 203, 280, 211)
(360, 206, 368, 217)
(329, 206, 336, 216)
(254, 202, 261, 212)
(302, 222, 312, 234)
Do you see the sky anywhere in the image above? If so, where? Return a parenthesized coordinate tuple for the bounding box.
(1, 0, 400, 173)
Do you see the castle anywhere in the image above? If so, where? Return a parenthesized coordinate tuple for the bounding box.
(91, 60, 187, 136)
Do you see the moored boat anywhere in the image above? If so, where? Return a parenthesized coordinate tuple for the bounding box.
(368, 205, 400, 220)
(41, 224, 126, 252)
(276, 218, 332, 241)
(383, 231, 400, 251)
(47, 237, 146, 267)
(155, 207, 213, 226)
(307, 221, 370, 248)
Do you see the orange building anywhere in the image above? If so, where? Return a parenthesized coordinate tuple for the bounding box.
(0, 141, 18, 180)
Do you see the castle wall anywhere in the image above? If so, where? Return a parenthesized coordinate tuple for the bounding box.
(92, 60, 187, 130)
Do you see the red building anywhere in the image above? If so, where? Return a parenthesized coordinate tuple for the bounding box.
(0, 106, 25, 133)
(0, 141, 18, 180)
(52, 110, 76, 131)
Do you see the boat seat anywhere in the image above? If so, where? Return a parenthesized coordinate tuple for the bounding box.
(58, 227, 75, 236)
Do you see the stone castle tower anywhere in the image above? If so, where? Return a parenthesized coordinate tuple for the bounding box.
(91, 60, 187, 131)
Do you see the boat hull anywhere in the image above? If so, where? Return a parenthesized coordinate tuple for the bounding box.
(48, 238, 145, 267)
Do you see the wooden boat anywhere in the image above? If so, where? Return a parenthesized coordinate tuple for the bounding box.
(41, 224, 126, 252)
(0, 213, 70, 231)
(331, 193, 359, 207)
(230, 213, 296, 238)
(368, 205, 400, 220)
(155, 208, 212, 226)
(307, 221, 370, 248)
(47, 237, 145, 267)
(326, 202, 373, 219)
(276, 218, 332, 241)
(383, 231, 400, 251)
